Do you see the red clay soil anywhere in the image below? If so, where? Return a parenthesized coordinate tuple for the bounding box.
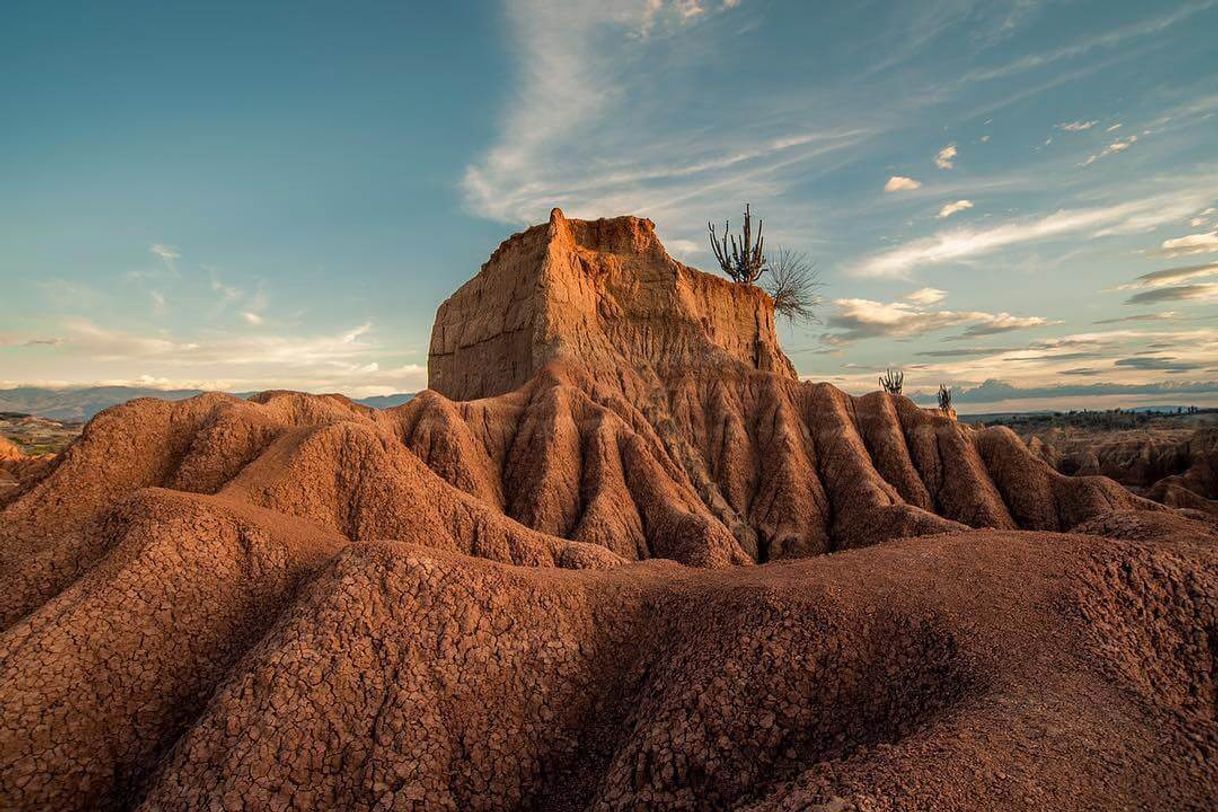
(1, 211, 1216, 810)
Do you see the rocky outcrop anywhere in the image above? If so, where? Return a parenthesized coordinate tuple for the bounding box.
(1, 212, 1213, 810)
(429, 209, 795, 402)
(429, 211, 1154, 561)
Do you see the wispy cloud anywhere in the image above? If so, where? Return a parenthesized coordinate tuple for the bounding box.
(1159, 230, 1218, 257)
(822, 296, 1051, 344)
(1082, 134, 1138, 166)
(961, 2, 1216, 83)
(936, 199, 973, 219)
(1125, 283, 1218, 305)
(1093, 311, 1181, 324)
(1118, 261, 1218, 290)
(1114, 355, 1203, 372)
(934, 143, 957, 169)
(5, 318, 425, 397)
(458, 0, 845, 229)
(1057, 120, 1098, 132)
(149, 243, 180, 274)
(852, 189, 1216, 278)
(209, 271, 243, 304)
(905, 287, 946, 305)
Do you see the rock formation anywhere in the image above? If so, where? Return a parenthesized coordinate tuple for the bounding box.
(431, 209, 1151, 561)
(1, 211, 1215, 811)
(1031, 425, 1218, 517)
(429, 209, 795, 402)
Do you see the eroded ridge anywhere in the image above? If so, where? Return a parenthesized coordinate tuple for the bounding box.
(2, 210, 1214, 810)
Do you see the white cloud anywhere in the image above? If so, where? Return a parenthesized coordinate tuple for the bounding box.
(824, 297, 1052, 343)
(936, 199, 974, 219)
(935, 143, 957, 169)
(905, 287, 947, 305)
(148, 244, 181, 277)
(150, 291, 167, 314)
(2, 317, 426, 397)
(852, 190, 1215, 278)
(1160, 231, 1218, 257)
(666, 238, 701, 259)
(1189, 207, 1217, 228)
(149, 243, 179, 263)
(242, 311, 264, 325)
(1106, 123, 1123, 132)
(1057, 120, 1097, 132)
(676, 0, 705, 18)
(884, 175, 922, 192)
(1082, 134, 1137, 166)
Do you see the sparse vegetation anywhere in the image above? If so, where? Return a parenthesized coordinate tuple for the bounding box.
(938, 384, 952, 411)
(763, 248, 823, 324)
(879, 368, 904, 395)
(708, 203, 767, 284)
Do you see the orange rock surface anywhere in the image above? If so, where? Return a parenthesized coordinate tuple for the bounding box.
(1, 212, 1215, 810)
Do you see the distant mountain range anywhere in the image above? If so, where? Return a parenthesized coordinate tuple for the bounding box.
(0, 387, 416, 422)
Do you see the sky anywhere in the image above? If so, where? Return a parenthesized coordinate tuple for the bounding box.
(2, 0, 1217, 412)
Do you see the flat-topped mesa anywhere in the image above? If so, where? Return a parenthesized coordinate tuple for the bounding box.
(428, 208, 796, 400)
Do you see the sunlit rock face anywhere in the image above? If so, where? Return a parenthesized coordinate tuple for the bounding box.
(428, 207, 795, 402)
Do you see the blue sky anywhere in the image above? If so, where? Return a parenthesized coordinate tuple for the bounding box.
(2, 0, 1216, 410)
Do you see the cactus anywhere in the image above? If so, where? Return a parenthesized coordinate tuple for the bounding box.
(708, 204, 767, 284)
(879, 368, 904, 395)
(938, 384, 952, 411)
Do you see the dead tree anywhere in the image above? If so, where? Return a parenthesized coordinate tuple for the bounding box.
(879, 368, 904, 395)
(938, 384, 952, 411)
(708, 204, 766, 284)
(764, 248, 823, 324)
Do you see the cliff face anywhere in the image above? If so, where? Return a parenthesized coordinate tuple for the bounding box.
(428, 208, 795, 401)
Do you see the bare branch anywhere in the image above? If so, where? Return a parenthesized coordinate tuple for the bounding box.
(762, 247, 823, 324)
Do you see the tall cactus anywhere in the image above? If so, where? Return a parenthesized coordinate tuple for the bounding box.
(708, 204, 767, 284)
(879, 368, 904, 395)
(938, 384, 952, 411)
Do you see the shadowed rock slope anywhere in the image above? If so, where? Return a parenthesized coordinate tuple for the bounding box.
(2, 211, 1215, 810)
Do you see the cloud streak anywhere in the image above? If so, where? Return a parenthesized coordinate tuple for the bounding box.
(823, 297, 1052, 344)
(851, 190, 1216, 278)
